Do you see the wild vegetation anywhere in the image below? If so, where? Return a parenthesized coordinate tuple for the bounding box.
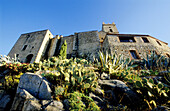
(0, 49, 169, 110)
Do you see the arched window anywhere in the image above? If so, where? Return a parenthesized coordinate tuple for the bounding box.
(25, 54, 33, 63)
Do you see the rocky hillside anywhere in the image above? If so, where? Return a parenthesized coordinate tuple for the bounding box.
(0, 52, 169, 111)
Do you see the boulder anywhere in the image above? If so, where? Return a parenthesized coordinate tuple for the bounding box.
(63, 99, 69, 111)
(153, 106, 170, 111)
(11, 89, 63, 111)
(0, 94, 11, 111)
(101, 72, 110, 80)
(10, 89, 41, 111)
(98, 79, 141, 109)
(89, 93, 103, 105)
(17, 72, 52, 100)
(42, 100, 63, 111)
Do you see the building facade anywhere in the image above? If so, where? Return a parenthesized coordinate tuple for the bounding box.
(8, 23, 170, 63)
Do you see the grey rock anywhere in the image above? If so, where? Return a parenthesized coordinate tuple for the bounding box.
(17, 72, 52, 100)
(52, 101, 63, 110)
(98, 79, 141, 108)
(46, 100, 63, 111)
(10, 89, 40, 111)
(153, 106, 170, 111)
(0, 94, 10, 110)
(63, 99, 69, 111)
(22, 99, 41, 111)
(94, 87, 104, 98)
(89, 93, 103, 104)
(11, 89, 63, 111)
(98, 79, 116, 89)
(0, 90, 5, 99)
(38, 79, 52, 100)
(101, 72, 110, 80)
(104, 90, 117, 105)
(41, 100, 63, 111)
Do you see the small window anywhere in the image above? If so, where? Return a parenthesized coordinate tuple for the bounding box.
(129, 50, 140, 59)
(16, 54, 19, 57)
(25, 54, 33, 63)
(142, 37, 149, 43)
(156, 41, 162, 46)
(166, 53, 170, 58)
(119, 36, 136, 42)
(110, 29, 113, 32)
(22, 45, 27, 51)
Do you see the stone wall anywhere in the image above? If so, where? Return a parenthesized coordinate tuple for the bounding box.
(48, 35, 59, 58)
(7, 23, 170, 63)
(77, 31, 101, 59)
(8, 30, 53, 63)
(61, 35, 74, 55)
(103, 34, 170, 59)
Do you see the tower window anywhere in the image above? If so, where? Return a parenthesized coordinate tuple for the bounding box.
(142, 37, 149, 43)
(110, 29, 113, 32)
(119, 36, 136, 42)
(16, 54, 19, 57)
(129, 50, 140, 59)
(156, 40, 162, 46)
(166, 53, 170, 58)
(22, 45, 27, 51)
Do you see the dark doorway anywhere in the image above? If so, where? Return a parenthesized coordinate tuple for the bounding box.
(25, 54, 33, 63)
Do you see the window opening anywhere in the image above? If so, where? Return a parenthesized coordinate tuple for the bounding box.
(22, 45, 27, 51)
(119, 36, 136, 42)
(110, 29, 113, 32)
(142, 37, 149, 43)
(156, 41, 162, 46)
(25, 54, 33, 63)
(166, 53, 170, 58)
(130, 50, 140, 59)
(16, 54, 19, 57)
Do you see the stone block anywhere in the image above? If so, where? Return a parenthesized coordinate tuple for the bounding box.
(17, 72, 52, 100)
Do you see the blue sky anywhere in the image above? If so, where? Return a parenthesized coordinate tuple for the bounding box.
(0, 0, 170, 55)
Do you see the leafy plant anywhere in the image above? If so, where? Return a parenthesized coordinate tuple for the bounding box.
(67, 91, 100, 111)
(58, 40, 67, 59)
(141, 51, 169, 71)
(41, 57, 99, 95)
(96, 51, 137, 78)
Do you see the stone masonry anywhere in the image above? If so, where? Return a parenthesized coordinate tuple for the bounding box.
(8, 22, 170, 63)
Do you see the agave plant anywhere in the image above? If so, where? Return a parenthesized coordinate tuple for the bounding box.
(97, 51, 137, 74)
(142, 51, 169, 71)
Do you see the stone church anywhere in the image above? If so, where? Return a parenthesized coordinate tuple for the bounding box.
(8, 22, 170, 63)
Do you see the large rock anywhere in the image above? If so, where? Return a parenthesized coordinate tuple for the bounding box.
(17, 72, 52, 100)
(98, 79, 141, 109)
(42, 100, 63, 111)
(0, 94, 11, 111)
(10, 89, 41, 111)
(11, 89, 63, 111)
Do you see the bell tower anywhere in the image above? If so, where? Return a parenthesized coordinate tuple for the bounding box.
(102, 22, 119, 34)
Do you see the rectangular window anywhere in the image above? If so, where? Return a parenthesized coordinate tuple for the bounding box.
(156, 40, 162, 46)
(119, 36, 136, 42)
(129, 50, 140, 59)
(166, 53, 170, 58)
(22, 45, 27, 51)
(142, 37, 149, 43)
